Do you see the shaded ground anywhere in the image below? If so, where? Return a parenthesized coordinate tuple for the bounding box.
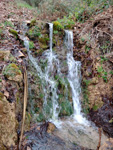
(89, 97, 113, 137)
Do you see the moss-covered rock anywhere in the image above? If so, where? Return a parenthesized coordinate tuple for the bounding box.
(3, 63, 22, 82)
(29, 19, 36, 28)
(39, 36, 49, 50)
(9, 29, 18, 39)
(53, 21, 64, 31)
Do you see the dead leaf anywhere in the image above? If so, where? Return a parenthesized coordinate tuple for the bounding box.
(4, 91, 9, 98)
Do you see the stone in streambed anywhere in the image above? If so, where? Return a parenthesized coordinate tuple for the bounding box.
(47, 122, 56, 134)
(54, 120, 108, 149)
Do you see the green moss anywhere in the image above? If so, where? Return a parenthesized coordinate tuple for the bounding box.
(53, 30, 58, 34)
(60, 100, 73, 116)
(83, 79, 91, 86)
(37, 113, 45, 122)
(39, 36, 49, 50)
(57, 16, 75, 29)
(82, 79, 90, 114)
(4, 21, 14, 28)
(27, 26, 41, 39)
(9, 29, 18, 39)
(39, 37, 49, 44)
(53, 21, 64, 31)
(29, 19, 36, 27)
(29, 41, 35, 49)
(34, 49, 44, 56)
(97, 66, 108, 83)
(93, 105, 98, 111)
(39, 43, 48, 49)
(3, 63, 22, 78)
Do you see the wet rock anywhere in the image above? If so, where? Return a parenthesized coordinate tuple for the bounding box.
(99, 138, 113, 150)
(3, 63, 22, 82)
(54, 119, 107, 150)
(21, 122, 87, 150)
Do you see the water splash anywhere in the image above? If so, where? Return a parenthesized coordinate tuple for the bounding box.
(65, 30, 89, 125)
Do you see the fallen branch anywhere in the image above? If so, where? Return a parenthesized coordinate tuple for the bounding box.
(97, 128, 102, 150)
(19, 66, 28, 150)
(95, 27, 113, 39)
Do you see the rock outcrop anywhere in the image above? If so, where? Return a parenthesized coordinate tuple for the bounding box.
(0, 50, 23, 149)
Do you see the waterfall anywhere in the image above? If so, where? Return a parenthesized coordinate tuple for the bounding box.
(43, 23, 60, 121)
(23, 22, 88, 126)
(24, 23, 60, 122)
(65, 30, 88, 125)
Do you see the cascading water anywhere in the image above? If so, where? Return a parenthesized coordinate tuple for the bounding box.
(43, 23, 60, 121)
(24, 23, 60, 122)
(23, 22, 88, 126)
(65, 30, 88, 125)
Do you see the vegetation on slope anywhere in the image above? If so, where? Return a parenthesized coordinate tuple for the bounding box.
(21, 0, 113, 21)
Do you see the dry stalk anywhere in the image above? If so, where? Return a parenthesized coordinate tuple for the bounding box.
(97, 128, 102, 150)
(19, 66, 28, 150)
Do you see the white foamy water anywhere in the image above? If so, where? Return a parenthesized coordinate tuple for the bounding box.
(24, 23, 61, 124)
(24, 23, 89, 126)
(65, 30, 89, 125)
